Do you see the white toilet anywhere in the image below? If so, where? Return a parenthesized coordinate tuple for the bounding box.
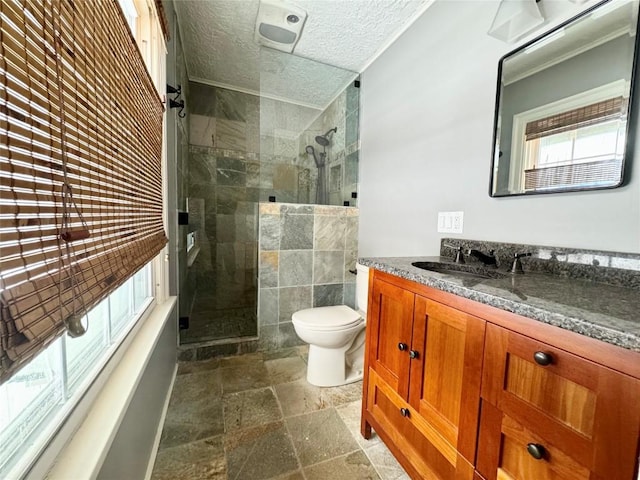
(292, 263, 369, 387)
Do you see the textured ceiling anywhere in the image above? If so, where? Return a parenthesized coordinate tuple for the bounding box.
(174, 0, 431, 109)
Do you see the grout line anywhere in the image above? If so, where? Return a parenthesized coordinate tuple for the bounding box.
(154, 432, 225, 453)
(301, 447, 363, 471)
(233, 434, 258, 480)
(272, 353, 308, 479)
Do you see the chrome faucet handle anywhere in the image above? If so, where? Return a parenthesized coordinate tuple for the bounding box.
(443, 243, 465, 264)
(510, 252, 532, 274)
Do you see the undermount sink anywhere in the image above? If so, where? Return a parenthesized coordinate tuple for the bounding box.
(411, 261, 507, 280)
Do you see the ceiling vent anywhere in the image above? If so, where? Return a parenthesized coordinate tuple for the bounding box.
(254, 0, 307, 53)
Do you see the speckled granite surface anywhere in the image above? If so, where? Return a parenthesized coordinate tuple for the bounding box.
(358, 245, 640, 352)
(439, 238, 640, 288)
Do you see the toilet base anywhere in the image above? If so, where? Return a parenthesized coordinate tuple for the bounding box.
(306, 343, 364, 387)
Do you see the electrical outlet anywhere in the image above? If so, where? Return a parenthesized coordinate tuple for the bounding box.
(437, 211, 464, 234)
(437, 212, 447, 232)
(452, 211, 463, 233)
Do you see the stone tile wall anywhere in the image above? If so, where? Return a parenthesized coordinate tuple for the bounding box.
(181, 80, 359, 349)
(298, 81, 360, 207)
(182, 85, 262, 345)
(183, 83, 318, 346)
(258, 203, 359, 351)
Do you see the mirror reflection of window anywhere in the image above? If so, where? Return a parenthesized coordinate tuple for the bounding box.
(521, 96, 628, 191)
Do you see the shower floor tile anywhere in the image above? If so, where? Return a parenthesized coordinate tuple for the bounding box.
(151, 348, 408, 480)
(181, 306, 258, 344)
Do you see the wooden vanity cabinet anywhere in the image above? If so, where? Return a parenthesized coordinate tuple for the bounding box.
(361, 268, 640, 480)
(361, 271, 486, 479)
(477, 324, 640, 480)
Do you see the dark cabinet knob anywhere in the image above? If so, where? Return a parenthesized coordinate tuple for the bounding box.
(526, 443, 546, 460)
(533, 351, 553, 366)
(400, 407, 410, 418)
(409, 350, 419, 359)
(398, 343, 407, 351)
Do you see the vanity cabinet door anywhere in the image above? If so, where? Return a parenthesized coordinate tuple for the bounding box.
(363, 272, 483, 480)
(408, 296, 486, 463)
(478, 324, 640, 480)
(365, 367, 466, 480)
(366, 276, 415, 399)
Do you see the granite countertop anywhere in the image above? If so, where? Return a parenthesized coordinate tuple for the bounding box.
(358, 256, 640, 353)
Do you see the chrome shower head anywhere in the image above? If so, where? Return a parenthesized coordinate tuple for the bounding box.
(315, 127, 337, 147)
(315, 135, 330, 147)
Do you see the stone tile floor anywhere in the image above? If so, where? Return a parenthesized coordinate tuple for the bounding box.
(151, 346, 410, 480)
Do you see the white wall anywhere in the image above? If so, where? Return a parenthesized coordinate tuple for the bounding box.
(97, 311, 177, 480)
(358, 0, 640, 256)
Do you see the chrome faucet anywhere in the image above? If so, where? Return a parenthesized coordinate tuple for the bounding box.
(443, 243, 465, 264)
(510, 252, 532, 274)
(467, 249, 497, 267)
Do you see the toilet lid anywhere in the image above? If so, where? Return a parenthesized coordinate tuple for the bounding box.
(292, 305, 362, 330)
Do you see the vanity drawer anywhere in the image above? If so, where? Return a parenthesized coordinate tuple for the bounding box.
(366, 369, 473, 480)
(480, 324, 640, 479)
(477, 402, 590, 480)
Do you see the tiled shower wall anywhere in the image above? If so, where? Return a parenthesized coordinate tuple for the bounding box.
(183, 85, 262, 344)
(184, 83, 317, 344)
(181, 80, 359, 349)
(297, 82, 360, 207)
(258, 203, 359, 351)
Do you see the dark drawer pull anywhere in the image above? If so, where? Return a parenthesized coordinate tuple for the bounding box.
(400, 407, 410, 418)
(526, 443, 546, 460)
(398, 343, 407, 351)
(533, 351, 553, 366)
(409, 350, 419, 359)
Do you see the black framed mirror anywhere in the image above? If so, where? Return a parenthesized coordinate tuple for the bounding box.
(490, 0, 640, 197)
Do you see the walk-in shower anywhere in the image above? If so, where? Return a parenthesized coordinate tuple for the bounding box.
(306, 127, 337, 205)
(178, 69, 360, 356)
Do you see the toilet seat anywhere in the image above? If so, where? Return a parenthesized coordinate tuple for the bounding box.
(292, 305, 362, 331)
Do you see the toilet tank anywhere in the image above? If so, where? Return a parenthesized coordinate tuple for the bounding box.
(355, 263, 369, 313)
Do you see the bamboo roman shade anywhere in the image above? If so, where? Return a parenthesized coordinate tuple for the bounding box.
(0, 0, 167, 382)
(525, 96, 628, 141)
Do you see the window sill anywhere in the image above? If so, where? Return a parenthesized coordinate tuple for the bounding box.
(42, 297, 177, 480)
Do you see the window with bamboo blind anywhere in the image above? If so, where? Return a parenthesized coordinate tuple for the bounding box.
(0, 0, 167, 383)
(522, 96, 627, 191)
(524, 96, 627, 141)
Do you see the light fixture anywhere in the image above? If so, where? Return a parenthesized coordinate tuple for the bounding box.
(488, 0, 545, 43)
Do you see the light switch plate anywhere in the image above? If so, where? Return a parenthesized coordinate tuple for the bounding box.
(438, 211, 464, 234)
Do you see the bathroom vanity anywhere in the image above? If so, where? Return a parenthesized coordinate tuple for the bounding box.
(359, 241, 640, 480)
